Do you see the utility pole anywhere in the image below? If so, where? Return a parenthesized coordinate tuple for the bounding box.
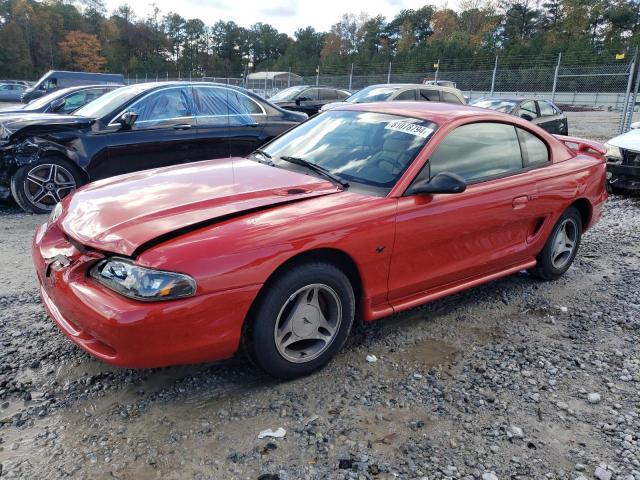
(387, 61, 392, 84)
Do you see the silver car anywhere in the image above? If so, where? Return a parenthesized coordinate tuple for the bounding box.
(0, 83, 27, 102)
(320, 83, 466, 112)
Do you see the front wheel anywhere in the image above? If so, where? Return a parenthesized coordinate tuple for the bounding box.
(10, 157, 83, 214)
(530, 207, 582, 280)
(246, 262, 355, 379)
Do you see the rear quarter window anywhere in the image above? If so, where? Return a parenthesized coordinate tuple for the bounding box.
(517, 128, 549, 166)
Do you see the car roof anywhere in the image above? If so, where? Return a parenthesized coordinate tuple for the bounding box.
(476, 97, 554, 103)
(334, 101, 514, 125)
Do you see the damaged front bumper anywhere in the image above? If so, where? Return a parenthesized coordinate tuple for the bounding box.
(607, 163, 640, 191)
(0, 138, 46, 200)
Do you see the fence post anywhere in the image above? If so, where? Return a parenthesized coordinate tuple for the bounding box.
(316, 65, 319, 86)
(624, 51, 640, 132)
(387, 61, 392, 84)
(349, 63, 353, 91)
(288, 67, 291, 88)
(434, 58, 440, 82)
(629, 57, 640, 128)
(551, 52, 561, 101)
(490, 56, 498, 95)
(265, 68, 268, 95)
(620, 51, 637, 134)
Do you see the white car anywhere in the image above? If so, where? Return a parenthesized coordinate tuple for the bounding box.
(320, 83, 466, 112)
(604, 122, 640, 194)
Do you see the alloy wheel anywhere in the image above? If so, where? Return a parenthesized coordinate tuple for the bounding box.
(274, 283, 342, 363)
(550, 218, 578, 269)
(23, 163, 76, 210)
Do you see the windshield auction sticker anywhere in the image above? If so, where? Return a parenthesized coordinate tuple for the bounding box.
(385, 120, 434, 138)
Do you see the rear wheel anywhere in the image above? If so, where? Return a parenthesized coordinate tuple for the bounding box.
(10, 157, 82, 214)
(530, 207, 582, 280)
(246, 262, 355, 379)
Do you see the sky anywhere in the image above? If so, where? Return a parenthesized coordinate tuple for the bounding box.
(103, 0, 450, 36)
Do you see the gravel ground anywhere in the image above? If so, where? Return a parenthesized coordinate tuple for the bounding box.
(0, 193, 639, 480)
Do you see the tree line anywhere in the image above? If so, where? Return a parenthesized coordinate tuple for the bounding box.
(0, 0, 639, 80)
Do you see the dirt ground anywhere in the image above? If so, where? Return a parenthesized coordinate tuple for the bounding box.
(0, 114, 639, 480)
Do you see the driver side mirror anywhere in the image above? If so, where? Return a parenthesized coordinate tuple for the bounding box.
(519, 112, 533, 121)
(408, 172, 467, 195)
(119, 111, 138, 129)
(296, 96, 308, 105)
(50, 98, 66, 112)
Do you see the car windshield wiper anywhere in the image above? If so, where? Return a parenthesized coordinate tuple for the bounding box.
(279, 155, 349, 189)
(251, 149, 274, 165)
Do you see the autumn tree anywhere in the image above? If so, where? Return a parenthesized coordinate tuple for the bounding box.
(0, 21, 33, 77)
(58, 30, 107, 71)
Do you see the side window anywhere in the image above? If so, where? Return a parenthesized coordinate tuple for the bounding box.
(234, 92, 263, 115)
(129, 87, 192, 126)
(195, 86, 231, 126)
(337, 90, 350, 100)
(195, 87, 256, 126)
(300, 88, 318, 101)
(442, 91, 462, 104)
(517, 128, 549, 166)
(428, 123, 523, 183)
(395, 89, 416, 101)
(319, 88, 337, 101)
(538, 101, 555, 117)
(519, 101, 538, 118)
(59, 91, 88, 113)
(418, 89, 440, 102)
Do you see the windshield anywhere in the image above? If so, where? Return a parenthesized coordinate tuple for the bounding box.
(74, 84, 151, 119)
(269, 86, 307, 102)
(346, 86, 402, 104)
(257, 110, 437, 189)
(471, 99, 519, 113)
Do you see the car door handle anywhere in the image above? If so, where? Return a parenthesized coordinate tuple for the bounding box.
(244, 123, 259, 128)
(512, 196, 529, 209)
(173, 124, 192, 130)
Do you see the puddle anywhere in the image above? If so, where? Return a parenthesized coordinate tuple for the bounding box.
(393, 338, 461, 367)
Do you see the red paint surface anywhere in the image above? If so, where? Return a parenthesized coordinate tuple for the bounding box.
(32, 103, 608, 368)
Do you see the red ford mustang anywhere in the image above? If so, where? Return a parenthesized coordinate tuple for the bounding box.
(32, 103, 607, 378)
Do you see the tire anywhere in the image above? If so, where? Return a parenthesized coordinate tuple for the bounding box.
(246, 262, 355, 379)
(530, 206, 582, 281)
(10, 156, 83, 214)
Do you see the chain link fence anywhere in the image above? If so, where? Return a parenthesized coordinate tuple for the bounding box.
(123, 52, 640, 136)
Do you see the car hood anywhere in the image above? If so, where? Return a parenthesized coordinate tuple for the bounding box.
(608, 128, 640, 151)
(59, 157, 341, 257)
(0, 114, 93, 145)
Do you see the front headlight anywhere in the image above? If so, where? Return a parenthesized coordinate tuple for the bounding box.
(604, 143, 622, 163)
(90, 258, 196, 301)
(49, 202, 63, 224)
